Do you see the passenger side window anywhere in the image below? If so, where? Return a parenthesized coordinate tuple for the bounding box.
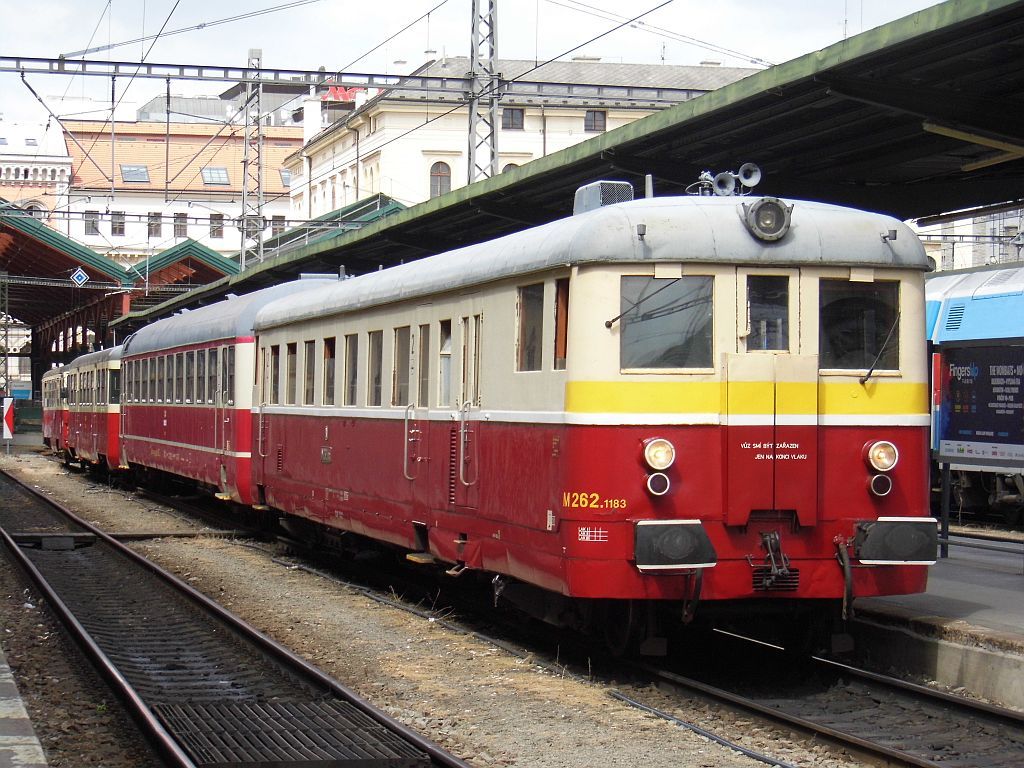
(225, 347, 235, 406)
(185, 351, 195, 403)
(286, 343, 297, 404)
(517, 283, 544, 371)
(323, 338, 336, 406)
(417, 324, 430, 408)
(304, 340, 315, 405)
(368, 331, 383, 406)
(438, 320, 452, 407)
(269, 346, 280, 404)
(393, 326, 411, 406)
(196, 351, 206, 403)
(344, 334, 358, 406)
(208, 348, 219, 403)
(175, 353, 184, 403)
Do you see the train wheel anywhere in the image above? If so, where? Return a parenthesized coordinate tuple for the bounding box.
(601, 600, 643, 656)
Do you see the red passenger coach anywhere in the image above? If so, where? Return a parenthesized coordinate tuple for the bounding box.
(65, 346, 123, 470)
(119, 279, 335, 503)
(41, 366, 68, 454)
(250, 178, 938, 652)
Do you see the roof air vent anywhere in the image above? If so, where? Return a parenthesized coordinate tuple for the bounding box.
(573, 180, 634, 215)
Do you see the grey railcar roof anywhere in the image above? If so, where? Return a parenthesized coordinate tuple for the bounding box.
(255, 195, 928, 331)
(68, 345, 123, 369)
(123, 279, 337, 357)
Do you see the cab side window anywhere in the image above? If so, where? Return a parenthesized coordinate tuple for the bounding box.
(820, 280, 899, 370)
(619, 276, 713, 369)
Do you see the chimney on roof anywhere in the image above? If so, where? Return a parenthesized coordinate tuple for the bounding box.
(302, 96, 323, 145)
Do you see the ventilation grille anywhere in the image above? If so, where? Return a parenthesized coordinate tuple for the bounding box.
(573, 180, 634, 215)
(448, 429, 458, 506)
(944, 304, 965, 331)
(276, 447, 284, 474)
(751, 567, 800, 592)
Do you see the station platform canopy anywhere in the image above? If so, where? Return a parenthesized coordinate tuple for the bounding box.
(114, 0, 1024, 333)
(0, 203, 240, 370)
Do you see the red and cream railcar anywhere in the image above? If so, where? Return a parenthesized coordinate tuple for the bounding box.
(119, 279, 335, 502)
(41, 366, 68, 454)
(251, 187, 937, 645)
(65, 346, 123, 470)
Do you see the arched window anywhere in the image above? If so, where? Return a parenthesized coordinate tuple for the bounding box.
(430, 161, 451, 198)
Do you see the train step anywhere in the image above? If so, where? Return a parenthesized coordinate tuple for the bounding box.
(406, 551, 436, 565)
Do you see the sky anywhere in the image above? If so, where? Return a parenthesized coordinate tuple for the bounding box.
(0, 0, 943, 125)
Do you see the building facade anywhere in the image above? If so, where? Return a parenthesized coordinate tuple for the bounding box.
(286, 57, 757, 219)
(917, 210, 1023, 271)
(60, 120, 303, 266)
(0, 120, 72, 222)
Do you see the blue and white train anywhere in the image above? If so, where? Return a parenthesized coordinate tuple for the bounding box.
(926, 264, 1024, 522)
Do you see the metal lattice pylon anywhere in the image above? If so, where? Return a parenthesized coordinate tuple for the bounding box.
(467, 0, 500, 184)
(240, 48, 265, 269)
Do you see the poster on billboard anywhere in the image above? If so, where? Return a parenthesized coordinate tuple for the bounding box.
(936, 345, 1024, 470)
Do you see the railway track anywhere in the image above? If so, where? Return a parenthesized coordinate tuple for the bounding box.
(632, 633, 1024, 768)
(0, 468, 470, 768)
(14, 458, 1024, 767)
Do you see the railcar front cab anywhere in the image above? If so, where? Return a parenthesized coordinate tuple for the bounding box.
(583, 178, 938, 617)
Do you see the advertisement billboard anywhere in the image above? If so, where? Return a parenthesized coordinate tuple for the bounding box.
(935, 344, 1024, 471)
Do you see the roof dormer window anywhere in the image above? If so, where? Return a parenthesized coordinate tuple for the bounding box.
(201, 166, 230, 185)
(121, 164, 150, 182)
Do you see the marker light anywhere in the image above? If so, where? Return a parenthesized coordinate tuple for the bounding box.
(869, 474, 894, 497)
(643, 438, 676, 471)
(865, 440, 899, 472)
(646, 472, 671, 496)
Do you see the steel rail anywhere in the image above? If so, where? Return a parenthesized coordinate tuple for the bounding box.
(645, 664, 946, 768)
(636, 645, 1024, 768)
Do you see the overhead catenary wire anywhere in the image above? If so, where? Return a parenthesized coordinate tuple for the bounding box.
(545, 0, 775, 67)
(57, 0, 113, 104)
(61, 0, 332, 58)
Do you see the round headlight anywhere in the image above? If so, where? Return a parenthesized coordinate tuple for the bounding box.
(742, 198, 792, 241)
(865, 440, 899, 472)
(643, 438, 676, 471)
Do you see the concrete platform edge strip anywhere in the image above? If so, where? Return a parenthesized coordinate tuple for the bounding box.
(0, 646, 48, 767)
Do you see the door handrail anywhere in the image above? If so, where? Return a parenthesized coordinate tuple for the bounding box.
(458, 400, 476, 487)
(403, 404, 419, 480)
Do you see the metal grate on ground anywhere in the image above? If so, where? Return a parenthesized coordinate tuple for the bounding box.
(155, 700, 431, 766)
